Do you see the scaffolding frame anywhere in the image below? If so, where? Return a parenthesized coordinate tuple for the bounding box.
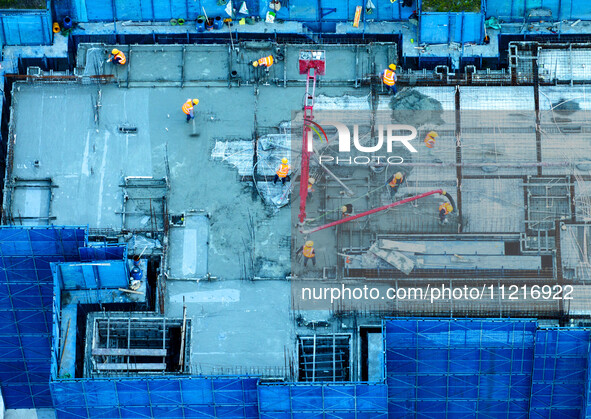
(85, 313, 190, 378)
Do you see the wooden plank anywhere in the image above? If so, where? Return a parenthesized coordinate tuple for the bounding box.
(92, 348, 167, 357)
(96, 363, 166, 371)
(118, 287, 143, 295)
(378, 239, 427, 253)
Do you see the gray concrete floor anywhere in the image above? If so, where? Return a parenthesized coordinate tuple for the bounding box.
(165, 279, 293, 376)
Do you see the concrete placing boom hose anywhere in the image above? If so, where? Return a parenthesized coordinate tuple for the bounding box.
(300, 189, 455, 235)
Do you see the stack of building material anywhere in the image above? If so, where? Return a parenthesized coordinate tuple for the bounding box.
(364, 240, 427, 275)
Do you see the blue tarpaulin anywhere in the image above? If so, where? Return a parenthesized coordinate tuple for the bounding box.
(420, 12, 485, 44)
(0, 8, 52, 45)
(486, 0, 591, 22)
(59, 0, 415, 22)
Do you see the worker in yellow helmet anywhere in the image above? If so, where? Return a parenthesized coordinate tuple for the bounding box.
(307, 177, 315, 199)
(107, 48, 126, 65)
(387, 171, 405, 199)
(274, 157, 290, 185)
(253, 55, 274, 73)
(182, 99, 199, 122)
(296, 240, 316, 267)
(341, 204, 353, 218)
(424, 131, 438, 149)
(439, 202, 453, 224)
(379, 64, 397, 95)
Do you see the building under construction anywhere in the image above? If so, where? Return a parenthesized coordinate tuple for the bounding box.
(3, 0, 591, 418)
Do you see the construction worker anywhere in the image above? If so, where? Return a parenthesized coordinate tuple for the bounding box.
(307, 177, 315, 199)
(182, 99, 199, 122)
(107, 49, 126, 65)
(380, 64, 397, 95)
(274, 158, 290, 185)
(387, 172, 405, 199)
(253, 55, 274, 73)
(424, 131, 438, 149)
(341, 204, 353, 218)
(439, 202, 453, 224)
(296, 240, 316, 267)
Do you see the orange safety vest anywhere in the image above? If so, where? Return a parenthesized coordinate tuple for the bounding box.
(382, 69, 396, 86)
(182, 100, 193, 115)
(258, 55, 274, 67)
(388, 176, 403, 188)
(276, 163, 289, 178)
(303, 245, 315, 258)
(439, 202, 453, 215)
(308, 183, 314, 192)
(424, 131, 437, 148)
(113, 51, 126, 64)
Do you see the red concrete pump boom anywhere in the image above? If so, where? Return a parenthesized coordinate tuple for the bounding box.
(300, 189, 455, 235)
(297, 50, 325, 223)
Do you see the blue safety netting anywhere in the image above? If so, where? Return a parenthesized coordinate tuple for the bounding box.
(0, 227, 86, 408)
(258, 383, 388, 418)
(51, 377, 259, 418)
(530, 329, 591, 418)
(385, 318, 591, 418)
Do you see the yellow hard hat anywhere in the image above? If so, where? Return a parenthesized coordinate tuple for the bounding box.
(193, 99, 199, 105)
(389, 64, 397, 71)
(395, 172, 402, 179)
(341, 206, 348, 213)
(252, 61, 259, 67)
(308, 178, 315, 185)
(112, 49, 120, 55)
(281, 158, 288, 164)
(428, 130, 439, 137)
(305, 241, 314, 247)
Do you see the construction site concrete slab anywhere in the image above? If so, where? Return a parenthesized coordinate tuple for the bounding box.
(168, 214, 209, 279)
(460, 86, 535, 110)
(165, 279, 293, 376)
(461, 178, 525, 233)
(538, 48, 591, 82)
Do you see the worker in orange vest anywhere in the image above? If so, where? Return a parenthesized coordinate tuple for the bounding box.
(424, 131, 438, 149)
(439, 202, 453, 224)
(380, 64, 397, 95)
(273, 158, 290, 185)
(296, 240, 316, 267)
(387, 172, 405, 199)
(182, 99, 199, 122)
(253, 55, 274, 73)
(107, 49, 126, 65)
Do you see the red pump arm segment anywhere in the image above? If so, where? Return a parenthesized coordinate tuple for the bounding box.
(301, 189, 449, 235)
(298, 69, 316, 223)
